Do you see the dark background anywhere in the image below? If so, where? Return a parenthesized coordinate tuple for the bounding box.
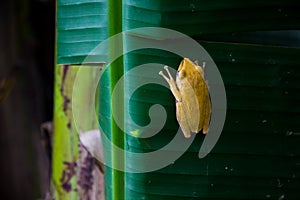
(0, 0, 55, 199)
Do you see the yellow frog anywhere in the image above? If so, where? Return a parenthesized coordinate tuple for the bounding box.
(159, 58, 211, 138)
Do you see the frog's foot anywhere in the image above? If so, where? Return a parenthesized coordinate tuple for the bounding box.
(158, 70, 168, 81)
(159, 66, 173, 82)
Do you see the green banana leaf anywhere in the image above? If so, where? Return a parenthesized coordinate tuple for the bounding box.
(124, 38, 300, 199)
(55, 1, 300, 199)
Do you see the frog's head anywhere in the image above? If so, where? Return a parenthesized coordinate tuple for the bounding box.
(177, 58, 204, 80)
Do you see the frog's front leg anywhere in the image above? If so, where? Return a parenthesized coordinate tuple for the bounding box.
(159, 66, 191, 138)
(159, 66, 181, 102)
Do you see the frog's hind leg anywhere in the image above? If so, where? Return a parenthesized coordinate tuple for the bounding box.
(202, 95, 211, 134)
(176, 101, 191, 138)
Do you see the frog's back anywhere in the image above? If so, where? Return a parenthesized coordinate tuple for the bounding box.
(181, 58, 211, 134)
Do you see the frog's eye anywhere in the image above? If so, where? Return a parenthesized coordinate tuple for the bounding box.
(180, 71, 186, 78)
